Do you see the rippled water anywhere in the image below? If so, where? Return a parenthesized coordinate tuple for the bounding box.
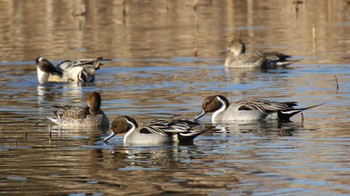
(1, 0, 350, 195)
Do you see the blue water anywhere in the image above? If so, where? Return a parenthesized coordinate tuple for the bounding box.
(1, 0, 350, 195)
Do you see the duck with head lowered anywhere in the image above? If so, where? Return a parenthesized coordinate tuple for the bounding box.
(35, 56, 63, 84)
(104, 116, 208, 145)
(35, 56, 104, 85)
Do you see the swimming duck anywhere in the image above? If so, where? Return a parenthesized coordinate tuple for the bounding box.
(224, 38, 293, 68)
(35, 56, 103, 85)
(104, 116, 207, 145)
(194, 95, 322, 123)
(47, 92, 109, 128)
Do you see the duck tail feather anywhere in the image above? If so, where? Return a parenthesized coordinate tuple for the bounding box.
(278, 102, 325, 121)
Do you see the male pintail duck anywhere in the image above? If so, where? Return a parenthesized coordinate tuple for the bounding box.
(35, 56, 103, 85)
(47, 92, 109, 128)
(224, 38, 294, 68)
(36, 57, 64, 84)
(194, 95, 323, 123)
(104, 116, 207, 145)
(57, 57, 103, 84)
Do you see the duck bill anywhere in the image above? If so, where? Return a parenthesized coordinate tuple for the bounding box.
(104, 131, 116, 142)
(194, 109, 206, 121)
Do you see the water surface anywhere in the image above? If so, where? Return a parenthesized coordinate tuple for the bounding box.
(0, 0, 350, 195)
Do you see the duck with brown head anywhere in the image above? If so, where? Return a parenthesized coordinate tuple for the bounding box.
(104, 116, 207, 145)
(47, 92, 109, 128)
(224, 38, 294, 68)
(194, 95, 323, 123)
(35, 56, 63, 84)
(35, 56, 104, 85)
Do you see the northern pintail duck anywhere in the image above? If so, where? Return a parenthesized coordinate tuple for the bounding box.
(47, 92, 109, 128)
(194, 95, 322, 123)
(36, 57, 64, 84)
(104, 116, 207, 145)
(224, 38, 293, 68)
(57, 57, 103, 84)
(35, 56, 103, 85)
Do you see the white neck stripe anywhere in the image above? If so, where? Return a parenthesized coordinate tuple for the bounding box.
(123, 118, 136, 143)
(212, 96, 227, 123)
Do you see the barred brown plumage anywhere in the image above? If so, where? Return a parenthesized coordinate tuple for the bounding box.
(47, 92, 109, 128)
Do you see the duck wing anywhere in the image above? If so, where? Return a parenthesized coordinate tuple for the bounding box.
(72, 57, 103, 69)
(139, 119, 201, 135)
(235, 52, 266, 64)
(236, 98, 297, 113)
(53, 105, 89, 120)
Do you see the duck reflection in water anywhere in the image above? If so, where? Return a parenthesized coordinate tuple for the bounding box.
(212, 121, 303, 137)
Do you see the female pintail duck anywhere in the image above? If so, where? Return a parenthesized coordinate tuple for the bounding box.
(224, 38, 293, 68)
(194, 95, 323, 123)
(47, 92, 109, 128)
(104, 116, 207, 145)
(35, 56, 103, 85)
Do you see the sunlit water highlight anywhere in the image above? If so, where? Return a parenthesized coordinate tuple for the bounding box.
(0, 0, 350, 195)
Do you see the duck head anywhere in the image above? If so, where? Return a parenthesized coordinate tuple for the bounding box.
(194, 95, 229, 121)
(104, 116, 138, 142)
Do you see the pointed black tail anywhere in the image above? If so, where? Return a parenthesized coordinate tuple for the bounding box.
(278, 102, 325, 121)
(177, 129, 208, 145)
